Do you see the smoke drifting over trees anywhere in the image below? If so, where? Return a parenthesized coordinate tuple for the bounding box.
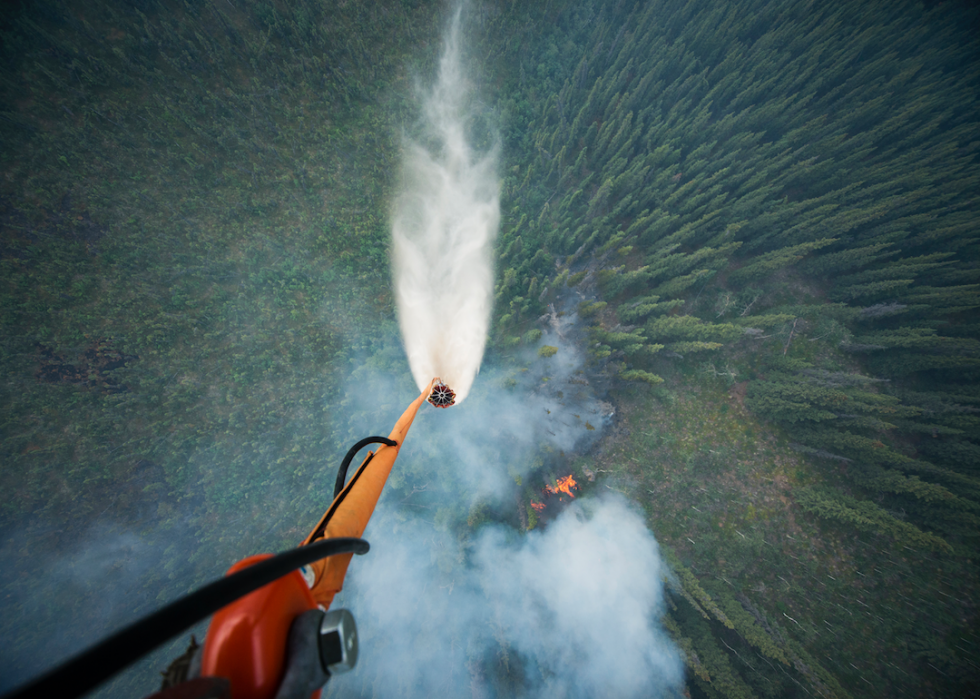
(335, 496, 682, 699)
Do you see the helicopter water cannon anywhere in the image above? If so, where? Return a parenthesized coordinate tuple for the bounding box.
(198, 377, 441, 697)
(2, 379, 441, 699)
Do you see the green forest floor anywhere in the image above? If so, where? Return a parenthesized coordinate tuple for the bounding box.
(585, 371, 976, 696)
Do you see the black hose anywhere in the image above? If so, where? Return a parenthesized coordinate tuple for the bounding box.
(334, 436, 397, 499)
(4, 537, 370, 699)
(305, 438, 400, 545)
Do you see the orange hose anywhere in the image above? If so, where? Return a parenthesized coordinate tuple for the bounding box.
(303, 378, 437, 607)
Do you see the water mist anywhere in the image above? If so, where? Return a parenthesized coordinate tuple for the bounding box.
(391, 8, 500, 404)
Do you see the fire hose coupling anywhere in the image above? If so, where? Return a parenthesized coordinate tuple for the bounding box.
(427, 380, 456, 408)
(319, 608, 358, 675)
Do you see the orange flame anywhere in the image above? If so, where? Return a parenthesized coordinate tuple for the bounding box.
(530, 502, 546, 513)
(545, 474, 578, 500)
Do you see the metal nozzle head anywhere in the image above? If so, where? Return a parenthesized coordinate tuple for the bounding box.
(319, 608, 358, 675)
(427, 382, 456, 408)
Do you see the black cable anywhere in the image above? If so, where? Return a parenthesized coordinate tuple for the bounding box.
(4, 537, 370, 699)
(307, 439, 394, 545)
(334, 436, 397, 499)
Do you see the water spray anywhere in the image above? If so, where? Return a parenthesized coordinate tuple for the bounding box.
(391, 9, 500, 405)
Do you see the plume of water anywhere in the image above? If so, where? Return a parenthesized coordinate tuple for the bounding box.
(391, 8, 500, 404)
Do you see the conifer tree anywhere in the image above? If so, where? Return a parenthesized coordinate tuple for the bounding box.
(795, 487, 951, 552)
(728, 238, 837, 285)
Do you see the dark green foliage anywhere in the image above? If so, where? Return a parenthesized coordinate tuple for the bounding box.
(796, 487, 951, 552)
(617, 296, 684, 323)
(746, 378, 847, 424)
(618, 368, 664, 385)
(480, 4, 980, 691)
(728, 238, 837, 286)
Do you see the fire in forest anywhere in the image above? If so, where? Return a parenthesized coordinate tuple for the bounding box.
(546, 474, 578, 500)
(531, 474, 579, 514)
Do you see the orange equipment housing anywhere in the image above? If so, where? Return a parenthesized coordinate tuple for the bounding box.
(200, 555, 319, 699)
(200, 379, 437, 699)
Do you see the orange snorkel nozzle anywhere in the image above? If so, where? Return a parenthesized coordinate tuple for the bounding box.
(200, 379, 440, 699)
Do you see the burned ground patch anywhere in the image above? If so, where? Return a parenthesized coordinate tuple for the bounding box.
(35, 338, 138, 393)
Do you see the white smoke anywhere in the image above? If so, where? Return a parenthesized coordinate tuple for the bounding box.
(0, 520, 211, 696)
(474, 496, 684, 698)
(391, 6, 500, 404)
(329, 496, 684, 699)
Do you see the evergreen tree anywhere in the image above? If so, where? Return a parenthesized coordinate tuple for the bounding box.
(728, 238, 837, 285)
(795, 487, 951, 552)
